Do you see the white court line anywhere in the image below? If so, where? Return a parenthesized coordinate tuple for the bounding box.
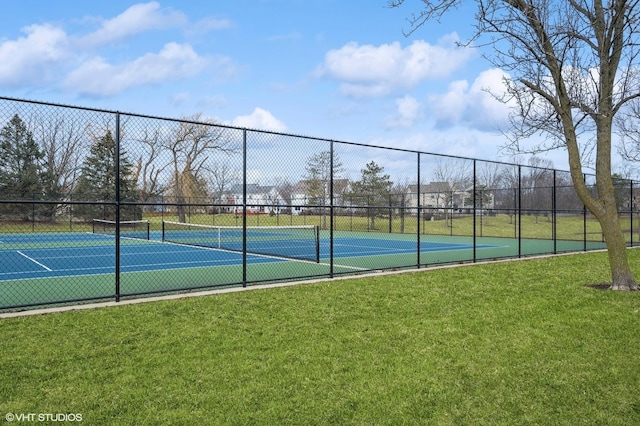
(161, 239, 322, 265)
(161, 240, 372, 273)
(324, 262, 369, 272)
(16, 250, 52, 272)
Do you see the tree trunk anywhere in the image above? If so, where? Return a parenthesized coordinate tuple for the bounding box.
(597, 204, 639, 291)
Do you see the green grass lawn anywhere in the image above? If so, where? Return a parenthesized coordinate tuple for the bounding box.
(3, 211, 637, 245)
(1, 250, 639, 425)
(167, 211, 635, 246)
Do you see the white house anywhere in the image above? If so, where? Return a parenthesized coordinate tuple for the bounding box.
(225, 179, 352, 215)
(405, 182, 494, 215)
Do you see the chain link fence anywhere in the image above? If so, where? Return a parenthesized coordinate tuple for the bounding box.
(1, 96, 638, 311)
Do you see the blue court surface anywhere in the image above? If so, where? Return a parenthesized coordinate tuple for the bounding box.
(0, 231, 499, 282)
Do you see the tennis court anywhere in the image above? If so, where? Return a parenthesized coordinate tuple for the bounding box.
(0, 96, 630, 313)
(0, 229, 499, 281)
(0, 219, 606, 310)
(0, 224, 491, 307)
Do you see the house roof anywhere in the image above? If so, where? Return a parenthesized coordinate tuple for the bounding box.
(407, 182, 454, 193)
(228, 183, 275, 194)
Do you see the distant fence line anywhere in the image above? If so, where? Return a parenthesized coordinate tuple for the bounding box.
(0, 96, 638, 311)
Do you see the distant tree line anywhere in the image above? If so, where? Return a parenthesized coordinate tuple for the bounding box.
(0, 113, 634, 226)
(0, 113, 233, 222)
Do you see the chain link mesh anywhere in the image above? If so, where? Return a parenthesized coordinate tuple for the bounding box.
(0, 97, 636, 311)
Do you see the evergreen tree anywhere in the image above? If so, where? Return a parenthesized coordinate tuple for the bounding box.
(351, 161, 393, 230)
(74, 130, 140, 221)
(0, 115, 45, 220)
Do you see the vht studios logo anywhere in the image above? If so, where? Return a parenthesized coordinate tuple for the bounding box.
(5, 413, 83, 422)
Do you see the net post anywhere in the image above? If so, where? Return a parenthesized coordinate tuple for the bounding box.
(315, 225, 320, 263)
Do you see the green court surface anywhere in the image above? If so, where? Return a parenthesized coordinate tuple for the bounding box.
(0, 229, 607, 310)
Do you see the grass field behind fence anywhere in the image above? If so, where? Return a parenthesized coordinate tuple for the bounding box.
(1, 249, 639, 425)
(158, 211, 638, 246)
(160, 212, 616, 240)
(2, 211, 637, 243)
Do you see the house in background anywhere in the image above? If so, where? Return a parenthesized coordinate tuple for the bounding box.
(225, 184, 275, 214)
(224, 179, 353, 216)
(406, 182, 462, 215)
(405, 182, 494, 215)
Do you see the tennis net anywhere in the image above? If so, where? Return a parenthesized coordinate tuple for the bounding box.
(92, 219, 150, 240)
(162, 221, 320, 262)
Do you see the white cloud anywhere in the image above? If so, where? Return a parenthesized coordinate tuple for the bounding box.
(318, 36, 474, 98)
(188, 17, 234, 36)
(171, 91, 190, 106)
(80, 2, 187, 47)
(429, 68, 513, 131)
(232, 108, 287, 132)
(371, 129, 500, 164)
(385, 95, 422, 129)
(64, 43, 211, 96)
(0, 24, 69, 86)
(432, 79, 469, 123)
(0, 3, 233, 95)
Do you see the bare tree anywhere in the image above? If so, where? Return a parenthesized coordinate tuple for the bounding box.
(497, 161, 525, 225)
(430, 159, 472, 227)
(390, 0, 640, 290)
(392, 176, 413, 233)
(25, 113, 87, 220)
(476, 161, 505, 193)
(273, 178, 294, 211)
(521, 157, 555, 223)
(163, 114, 234, 222)
(303, 150, 344, 229)
(129, 125, 170, 205)
(475, 161, 508, 226)
(617, 100, 640, 167)
(207, 161, 241, 213)
(33, 113, 86, 197)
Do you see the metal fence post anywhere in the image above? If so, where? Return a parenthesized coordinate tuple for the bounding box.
(518, 165, 522, 258)
(630, 180, 634, 246)
(553, 170, 557, 254)
(473, 160, 477, 263)
(330, 140, 335, 278)
(115, 112, 121, 302)
(417, 152, 421, 268)
(583, 173, 587, 251)
(242, 129, 247, 287)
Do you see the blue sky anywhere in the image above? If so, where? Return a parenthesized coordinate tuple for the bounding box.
(0, 0, 570, 170)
